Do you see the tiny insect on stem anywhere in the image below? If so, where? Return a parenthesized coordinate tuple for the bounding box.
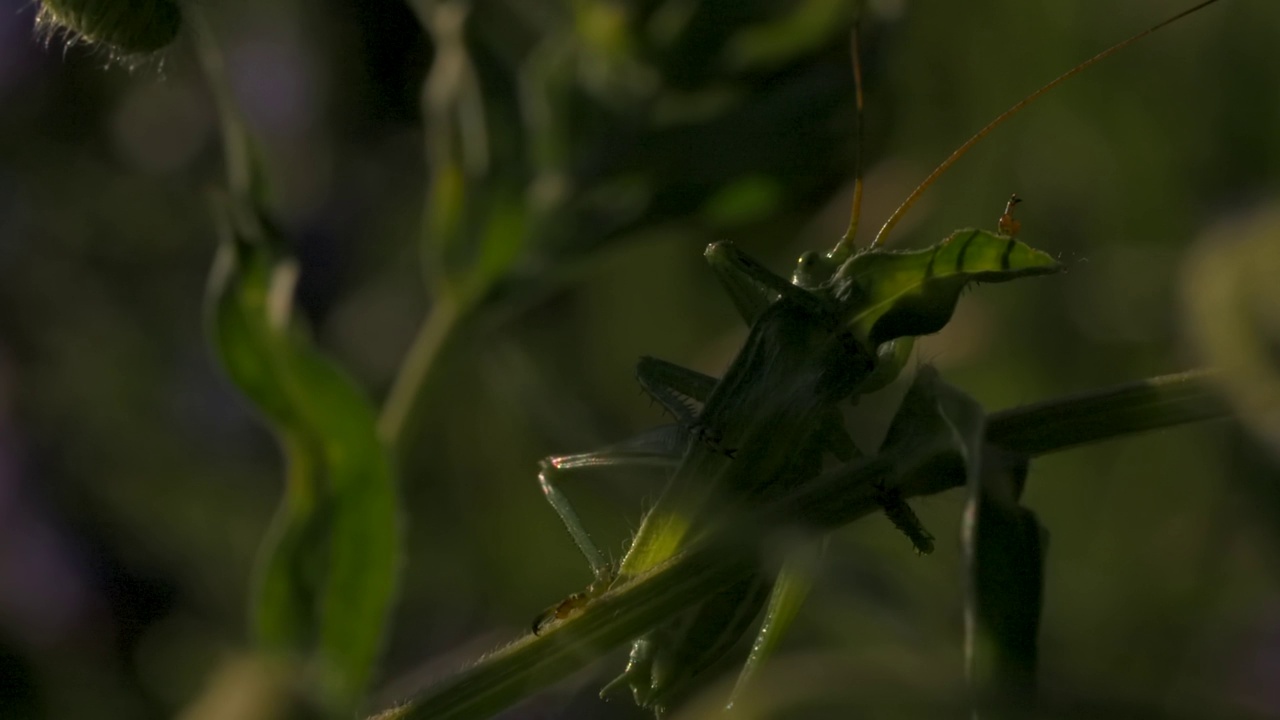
(998, 194, 1023, 239)
(531, 565, 615, 636)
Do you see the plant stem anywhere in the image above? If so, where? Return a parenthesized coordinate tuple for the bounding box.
(986, 368, 1228, 457)
(378, 298, 462, 449)
(370, 548, 759, 720)
(369, 368, 1230, 720)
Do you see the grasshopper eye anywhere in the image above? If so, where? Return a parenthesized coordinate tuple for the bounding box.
(793, 250, 832, 288)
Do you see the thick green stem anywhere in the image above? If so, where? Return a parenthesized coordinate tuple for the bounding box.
(986, 368, 1228, 457)
(370, 548, 758, 720)
(370, 369, 1230, 720)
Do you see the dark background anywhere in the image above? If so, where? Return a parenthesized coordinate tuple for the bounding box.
(1, 0, 1279, 717)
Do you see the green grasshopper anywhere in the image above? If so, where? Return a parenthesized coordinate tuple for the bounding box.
(532, 1, 1224, 714)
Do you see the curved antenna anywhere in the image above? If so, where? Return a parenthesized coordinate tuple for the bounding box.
(870, 0, 1226, 249)
(829, 18, 867, 264)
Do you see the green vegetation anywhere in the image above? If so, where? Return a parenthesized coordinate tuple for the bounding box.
(4, 1, 1279, 718)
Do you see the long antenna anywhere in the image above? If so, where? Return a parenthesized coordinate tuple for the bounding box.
(869, 0, 1226, 249)
(830, 19, 867, 264)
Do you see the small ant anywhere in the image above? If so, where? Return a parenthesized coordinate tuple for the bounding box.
(998, 194, 1023, 238)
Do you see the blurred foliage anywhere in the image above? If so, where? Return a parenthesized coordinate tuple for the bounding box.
(1, 0, 1279, 718)
(1184, 206, 1280, 459)
(207, 196, 399, 711)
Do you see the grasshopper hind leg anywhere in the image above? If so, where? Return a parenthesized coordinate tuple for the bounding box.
(537, 357, 719, 581)
(533, 423, 695, 634)
(537, 423, 691, 580)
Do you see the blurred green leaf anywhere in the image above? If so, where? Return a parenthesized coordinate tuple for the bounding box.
(207, 203, 401, 710)
(963, 444, 1045, 719)
(179, 653, 322, 720)
(701, 174, 784, 228)
(413, 0, 868, 287)
(724, 0, 855, 71)
(1184, 206, 1280, 459)
(420, 3, 530, 302)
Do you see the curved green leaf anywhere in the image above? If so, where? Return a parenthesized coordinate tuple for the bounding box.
(208, 204, 401, 710)
(832, 229, 1060, 347)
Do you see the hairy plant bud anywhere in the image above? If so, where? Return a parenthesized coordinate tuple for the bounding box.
(37, 0, 182, 55)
